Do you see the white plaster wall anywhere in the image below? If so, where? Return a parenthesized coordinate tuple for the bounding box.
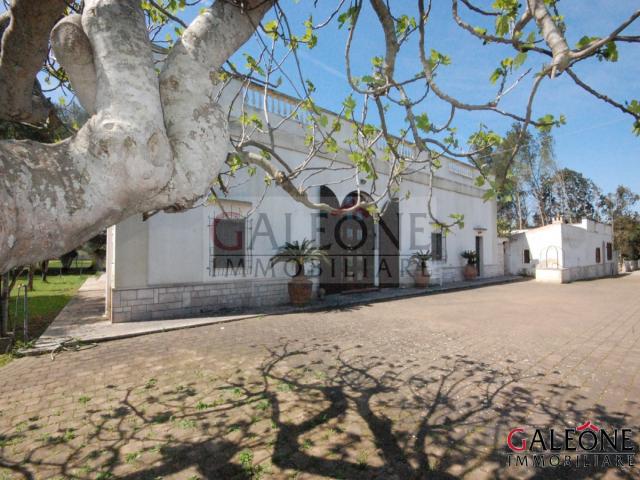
(560, 223, 613, 269)
(113, 215, 149, 289)
(507, 225, 563, 275)
(397, 179, 500, 284)
(112, 79, 502, 295)
(506, 221, 614, 279)
(147, 207, 204, 285)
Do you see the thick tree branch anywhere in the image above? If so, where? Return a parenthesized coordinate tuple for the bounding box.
(50, 14, 97, 115)
(527, 0, 570, 77)
(0, 0, 66, 123)
(369, 0, 398, 84)
(0, 0, 173, 273)
(158, 0, 274, 209)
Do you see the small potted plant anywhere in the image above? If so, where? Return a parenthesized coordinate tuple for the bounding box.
(460, 250, 478, 280)
(410, 250, 432, 288)
(270, 239, 327, 305)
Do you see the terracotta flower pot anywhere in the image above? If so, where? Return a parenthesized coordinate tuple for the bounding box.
(288, 275, 313, 305)
(463, 264, 477, 280)
(414, 270, 430, 288)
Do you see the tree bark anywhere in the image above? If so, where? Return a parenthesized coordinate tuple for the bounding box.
(157, 0, 272, 209)
(27, 265, 34, 291)
(0, 0, 66, 122)
(527, 0, 570, 77)
(50, 14, 97, 115)
(515, 190, 524, 230)
(0, 0, 273, 274)
(41, 260, 49, 282)
(0, 273, 8, 337)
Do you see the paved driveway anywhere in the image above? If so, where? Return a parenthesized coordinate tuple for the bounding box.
(1, 273, 639, 479)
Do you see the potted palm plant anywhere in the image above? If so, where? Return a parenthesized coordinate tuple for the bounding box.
(270, 239, 327, 305)
(461, 250, 478, 280)
(410, 250, 432, 288)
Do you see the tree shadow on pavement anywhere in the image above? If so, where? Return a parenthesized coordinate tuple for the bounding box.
(0, 338, 636, 479)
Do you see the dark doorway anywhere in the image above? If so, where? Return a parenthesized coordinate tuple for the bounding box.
(379, 199, 400, 288)
(319, 186, 341, 294)
(475, 235, 483, 277)
(337, 191, 375, 291)
(318, 188, 375, 294)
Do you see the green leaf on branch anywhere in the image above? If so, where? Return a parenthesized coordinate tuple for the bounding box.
(243, 54, 265, 76)
(415, 113, 431, 133)
(264, 20, 279, 40)
(535, 114, 566, 132)
(428, 49, 451, 70)
(449, 213, 465, 229)
(396, 15, 416, 37)
(338, 6, 358, 29)
(495, 15, 510, 37)
(302, 16, 318, 49)
(342, 95, 356, 120)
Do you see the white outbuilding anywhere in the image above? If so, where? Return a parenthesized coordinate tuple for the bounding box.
(505, 217, 616, 283)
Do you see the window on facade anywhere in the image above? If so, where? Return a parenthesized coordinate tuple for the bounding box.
(606, 242, 613, 261)
(431, 232, 443, 261)
(595, 247, 601, 264)
(523, 249, 531, 264)
(213, 217, 246, 272)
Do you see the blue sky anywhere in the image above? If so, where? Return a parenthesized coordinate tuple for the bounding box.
(245, 1, 639, 196)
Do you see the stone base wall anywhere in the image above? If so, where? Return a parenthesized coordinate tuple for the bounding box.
(399, 263, 503, 286)
(536, 262, 616, 284)
(110, 278, 290, 322)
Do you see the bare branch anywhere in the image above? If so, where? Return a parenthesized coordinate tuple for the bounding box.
(569, 9, 640, 63)
(566, 68, 640, 123)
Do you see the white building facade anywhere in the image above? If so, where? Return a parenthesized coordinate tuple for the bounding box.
(506, 218, 616, 283)
(106, 83, 504, 322)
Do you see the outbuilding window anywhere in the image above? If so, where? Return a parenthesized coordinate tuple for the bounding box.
(595, 247, 601, 264)
(606, 242, 613, 261)
(523, 249, 531, 264)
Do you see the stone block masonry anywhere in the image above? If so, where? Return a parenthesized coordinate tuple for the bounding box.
(110, 278, 290, 322)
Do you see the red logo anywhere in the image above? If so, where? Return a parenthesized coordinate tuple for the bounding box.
(507, 428, 527, 452)
(576, 421, 600, 432)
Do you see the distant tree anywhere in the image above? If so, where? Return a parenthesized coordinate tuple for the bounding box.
(599, 185, 640, 259)
(486, 124, 532, 232)
(599, 185, 640, 221)
(512, 130, 558, 227)
(553, 168, 600, 222)
(614, 215, 640, 260)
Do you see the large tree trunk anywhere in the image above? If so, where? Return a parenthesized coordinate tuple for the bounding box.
(41, 260, 49, 282)
(27, 265, 34, 291)
(0, 273, 8, 337)
(0, 0, 66, 123)
(0, 0, 273, 274)
(515, 190, 524, 230)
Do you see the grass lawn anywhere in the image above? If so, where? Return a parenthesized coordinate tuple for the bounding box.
(0, 274, 88, 365)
